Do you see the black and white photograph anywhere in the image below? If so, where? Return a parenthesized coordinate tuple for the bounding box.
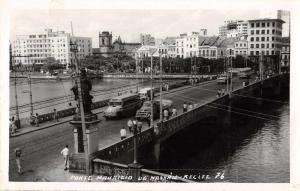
(0, 0, 299, 190)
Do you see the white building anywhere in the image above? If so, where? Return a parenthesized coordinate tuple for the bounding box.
(12, 28, 92, 65)
(175, 38, 184, 58)
(219, 20, 248, 38)
(234, 36, 248, 57)
(247, 18, 284, 56)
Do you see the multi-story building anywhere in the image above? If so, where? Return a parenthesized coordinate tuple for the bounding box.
(175, 37, 185, 58)
(182, 32, 201, 58)
(219, 20, 248, 38)
(234, 36, 248, 57)
(281, 37, 290, 72)
(247, 18, 285, 56)
(140, 34, 155, 46)
(11, 28, 92, 65)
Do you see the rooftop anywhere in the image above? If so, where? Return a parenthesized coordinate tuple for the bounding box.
(248, 18, 285, 23)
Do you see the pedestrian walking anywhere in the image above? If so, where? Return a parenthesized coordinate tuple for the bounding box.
(120, 127, 127, 140)
(15, 147, 22, 174)
(127, 119, 133, 132)
(183, 102, 187, 113)
(53, 108, 59, 122)
(75, 104, 80, 114)
(10, 116, 17, 134)
(137, 120, 143, 133)
(30, 112, 35, 126)
(35, 113, 40, 127)
(171, 107, 177, 117)
(60, 145, 70, 170)
(217, 89, 221, 98)
(163, 109, 169, 121)
(146, 113, 151, 127)
(188, 103, 193, 111)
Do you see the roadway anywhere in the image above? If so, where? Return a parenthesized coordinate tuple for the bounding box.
(9, 75, 254, 181)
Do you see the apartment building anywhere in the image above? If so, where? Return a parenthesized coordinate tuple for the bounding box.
(281, 37, 290, 71)
(11, 28, 92, 65)
(140, 34, 155, 46)
(247, 19, 284, 56)
(219, 20, 248, 38)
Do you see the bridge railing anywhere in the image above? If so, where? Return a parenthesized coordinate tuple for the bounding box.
(92, 158, 193, 182)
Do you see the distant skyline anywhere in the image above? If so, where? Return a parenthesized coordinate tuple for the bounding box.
(10, 9, 287, 48)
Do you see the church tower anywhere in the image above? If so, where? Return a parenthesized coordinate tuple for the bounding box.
(99, 31, 113, 57)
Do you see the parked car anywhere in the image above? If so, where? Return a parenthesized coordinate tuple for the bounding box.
(136, 99, 173, 121)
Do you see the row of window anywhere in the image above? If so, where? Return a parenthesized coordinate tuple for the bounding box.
(250, 43, 275, 49)
(250, 50, 275, 56)
(235, 43, 247, 47)
(250, 36, 279, 42)
(250, 29, 281, 35)
(250, 22, 281, 28)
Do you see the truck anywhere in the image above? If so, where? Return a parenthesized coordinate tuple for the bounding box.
(135, 99, 173, 121)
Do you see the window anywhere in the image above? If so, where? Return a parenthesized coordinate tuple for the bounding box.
(266, 51, 269, 55)
(267, 44, 269, 48)
(250, 44, 254, 48)
(251, 30, 254, 35)
(244, 43, 246, 47)
(272, 22, 275, 27)
(272, 43, 274, 48)
(256, 23, 260, 27)
(256, 51, 259, 55)
(256, 44, 259, 48)
(272, 29, 275, 34)
(236, 51, 238, 54)
(261, 44, 265, 48)
(267, 37, 269, 41)
(251, 23, 255, 28)
(262, 22, 265, 27)
(267, 22, 270, 27)
(256, 37, 259, 41)
(262, 30, 265, 34)
(251, 37, 254, 41)
(261, 37, 265, 41)
(271, 50, 274, 55)
(256, 30, 260, 34)
(272, 37, 275, 41)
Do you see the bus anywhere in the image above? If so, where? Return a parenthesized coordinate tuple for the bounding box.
(104, 93, 142, 119)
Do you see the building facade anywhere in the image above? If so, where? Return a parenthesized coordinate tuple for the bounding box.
(280, 37, 290, 71)
(247, 19, 285, 56)
(140, 34, 155, 46)
(234, 38, 248, 57)
(99, 31, 113, 57)
(219, 20, 248, 38)
(12, 28, 92, 65)
(175, 38, 185, 58)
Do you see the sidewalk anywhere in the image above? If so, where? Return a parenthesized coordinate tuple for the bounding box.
(10, 107, 106, 138)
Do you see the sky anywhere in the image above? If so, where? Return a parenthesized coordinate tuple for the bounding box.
(10, 9, 285, 48)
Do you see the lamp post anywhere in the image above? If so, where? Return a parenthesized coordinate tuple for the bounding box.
(28, 57, 33, 115)
(159, 53, 163, 123)
(70, 40, 90, 176)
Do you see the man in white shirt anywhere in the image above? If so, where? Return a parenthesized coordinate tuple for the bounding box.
(120, 127, 127, 140)
(60, 145, 70, 170)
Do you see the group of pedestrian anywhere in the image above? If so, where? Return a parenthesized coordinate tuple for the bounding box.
(183, 102, 194, 112)
(217, 89, 226, 98)
(30, 112, 40, 127)
(121, 118, 146, 140)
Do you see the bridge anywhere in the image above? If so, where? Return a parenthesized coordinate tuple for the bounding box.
(68, 73, 289, 182)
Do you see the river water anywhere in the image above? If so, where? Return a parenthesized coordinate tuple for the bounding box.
(153, 90, 290, 183)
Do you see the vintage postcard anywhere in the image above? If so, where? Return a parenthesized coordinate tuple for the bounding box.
(0, 0, 299, 190)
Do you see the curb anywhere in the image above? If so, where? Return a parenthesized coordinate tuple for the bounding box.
(10, 111, 104, 138)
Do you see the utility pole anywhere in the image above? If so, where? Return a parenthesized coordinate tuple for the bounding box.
(190, 55, 193, 85)
(28, 56, 33, 115)
(159, 54, 163, 123)
(230, 56, 233, 96)
(12, 56, 20, 128)
(150, 55, 154, 130)
(259, 52, 263, 80)
(226, 56, 229, 93)
(70, 23, 90, 177)
(135, 54, 139, 93)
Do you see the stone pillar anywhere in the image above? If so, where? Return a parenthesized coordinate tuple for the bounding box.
(69, 113, 100, 173)
(73, 128, 78, 154)
(128, 163, 143, 182)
